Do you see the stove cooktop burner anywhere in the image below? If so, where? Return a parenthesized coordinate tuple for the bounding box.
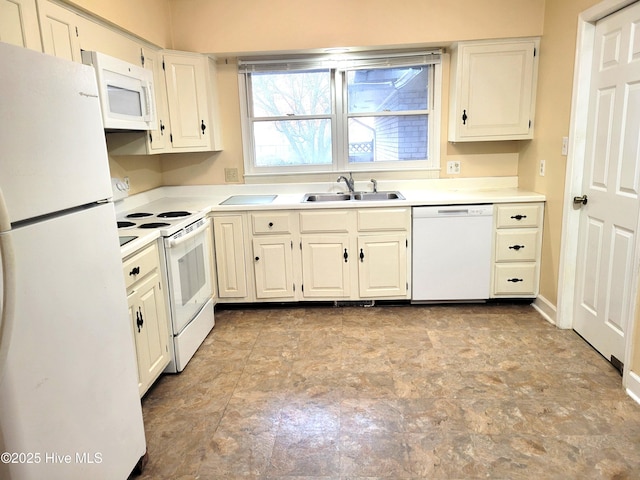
(117, 221, 136, 228)
(138, 222, 171, 229)
(126, 212, 153, 219)
(157, 211, 191, 218)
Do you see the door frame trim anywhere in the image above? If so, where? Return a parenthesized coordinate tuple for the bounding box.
(558, 0, 640, 392)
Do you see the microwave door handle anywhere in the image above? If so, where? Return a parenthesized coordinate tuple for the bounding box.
(0, 188, 17, 378)
(143, 81, 153, 121)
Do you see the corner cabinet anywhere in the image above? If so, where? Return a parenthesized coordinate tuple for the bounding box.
(123, 242, 170, 397)
(491, 202, 544, 298)
(448, 37, 540, 142)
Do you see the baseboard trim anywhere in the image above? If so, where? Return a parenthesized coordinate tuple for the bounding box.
(532, 295, 558, 326)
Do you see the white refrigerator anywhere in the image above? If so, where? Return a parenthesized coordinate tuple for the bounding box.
(0, 42, 146, 479)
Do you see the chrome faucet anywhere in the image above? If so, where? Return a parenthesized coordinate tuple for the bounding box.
(370, 178, 378, 193)
(337, 172, 355, 193)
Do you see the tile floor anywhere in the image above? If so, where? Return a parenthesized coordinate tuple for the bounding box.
(135, 303, 640, 479)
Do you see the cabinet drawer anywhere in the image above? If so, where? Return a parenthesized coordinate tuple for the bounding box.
(495, 204, 541, 228)
(299, 210, 350, 233)
(493, 264, 537, 295)
(495, 230, 538, 262)
(357, 208, 409, 232)
(123, 242, 159, 290)
(251, 212, 291, 234)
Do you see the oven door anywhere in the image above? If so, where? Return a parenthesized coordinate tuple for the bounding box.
(164, 218, 213, 334)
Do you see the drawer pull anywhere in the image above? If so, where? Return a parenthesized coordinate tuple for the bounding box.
(509, 245, 525, 251)
(507, 278, 524, 283)
(136, 308, 144, 332)
(129, 266, 140, 276)
(255, 256, 260, 261)
(268, 222, 274, 228)
(510, 214, 527, 221)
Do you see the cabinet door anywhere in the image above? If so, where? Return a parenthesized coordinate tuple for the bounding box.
(450, 39, 538, 141)
(301, 235, 350, 298)
(38, 0, 81, 62)
(144, 48, 171, 152)
(164, 52, 211, 150)
(252, 236, 295, 299)
(0, 0, 41, 50)
(213, 215, 248, 298)
(358, 234, 407, 298)
(128, 270, 170, 397)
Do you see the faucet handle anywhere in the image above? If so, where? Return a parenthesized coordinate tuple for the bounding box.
(370, 178, 378, 193)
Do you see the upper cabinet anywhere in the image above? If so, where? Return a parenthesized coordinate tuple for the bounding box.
(448, 37, 540, 142)
(163, 51, 222, 152)
(0, 0, 41, 51)
(107, 50, 223, 155)
(37, 0, 81, 61)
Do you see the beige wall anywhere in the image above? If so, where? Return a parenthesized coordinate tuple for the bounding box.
(168, 0, 544, 54)
(519, 0, 600, 306)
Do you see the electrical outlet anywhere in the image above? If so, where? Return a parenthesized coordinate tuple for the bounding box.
(224, 168, 239, 183)
(562, 136, 569, 156)
(123, 176, 130, 189)
(446, 161, 461, 175)
(539, 159, 546, 177)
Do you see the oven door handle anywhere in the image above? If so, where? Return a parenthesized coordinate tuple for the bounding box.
(168, 223, 209, 248)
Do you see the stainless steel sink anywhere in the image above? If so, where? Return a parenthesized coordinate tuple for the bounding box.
(303, 193, 353, 202)
(353, 191, 405, 201)
(302, 191, 404, 202)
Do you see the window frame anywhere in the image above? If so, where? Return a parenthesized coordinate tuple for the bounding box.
(238, 50, 442, 178)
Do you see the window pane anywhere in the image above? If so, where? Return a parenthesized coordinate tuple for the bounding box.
(347, 67, 429, 113)
(250, 71, 332, 117)
(254, 119, 332, 167)
(348, 115, 428, 163)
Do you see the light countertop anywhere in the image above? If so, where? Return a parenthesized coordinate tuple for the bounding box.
(118, 177, 545, 259)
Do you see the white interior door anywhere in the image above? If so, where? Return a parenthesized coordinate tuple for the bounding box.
(573, 2, 640, 368)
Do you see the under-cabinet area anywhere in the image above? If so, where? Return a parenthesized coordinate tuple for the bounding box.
(209, 201, 544, 306)
(212, 207, 411, 304)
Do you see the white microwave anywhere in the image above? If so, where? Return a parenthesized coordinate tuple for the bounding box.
(81, 51, 156, 131)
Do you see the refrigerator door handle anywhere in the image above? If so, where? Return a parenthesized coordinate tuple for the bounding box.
(0, 188, 16, 377)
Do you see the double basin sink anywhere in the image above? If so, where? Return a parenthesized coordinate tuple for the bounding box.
(303, 191, 405, 202)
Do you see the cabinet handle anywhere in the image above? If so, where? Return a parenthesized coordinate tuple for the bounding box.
(129, 266, 140, 276)
(343, 248, 348, 263)
(360, 248, 365, 262)
(507, 278, 524, 283)
(510, 214, 527, 220)
(268, 222, 274, 228)
(160, 120, 165, 134)
(136, 308, 144, 332)
(509, 245, 525, 251)
(462, 109, 468, 125)
(255, 256, 260, 261)
(201, 120, 207, 134)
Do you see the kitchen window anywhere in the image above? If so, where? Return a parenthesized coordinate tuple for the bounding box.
(238, 50, 442, 177)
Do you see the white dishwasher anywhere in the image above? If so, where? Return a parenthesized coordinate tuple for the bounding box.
(412, 205, 493, 302)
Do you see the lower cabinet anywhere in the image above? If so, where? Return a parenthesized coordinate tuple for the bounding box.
(123, 242, 170, 397)
(301, 234, 351, 298)
(357, 233, 408, 298)
(211, 207, 411, 304)
(212, 214, 249, 299)
(491, 202, 544, 298)
(252, 235, 296, 299)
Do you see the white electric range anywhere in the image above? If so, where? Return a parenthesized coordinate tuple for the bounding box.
(117, 199, 215, 373)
